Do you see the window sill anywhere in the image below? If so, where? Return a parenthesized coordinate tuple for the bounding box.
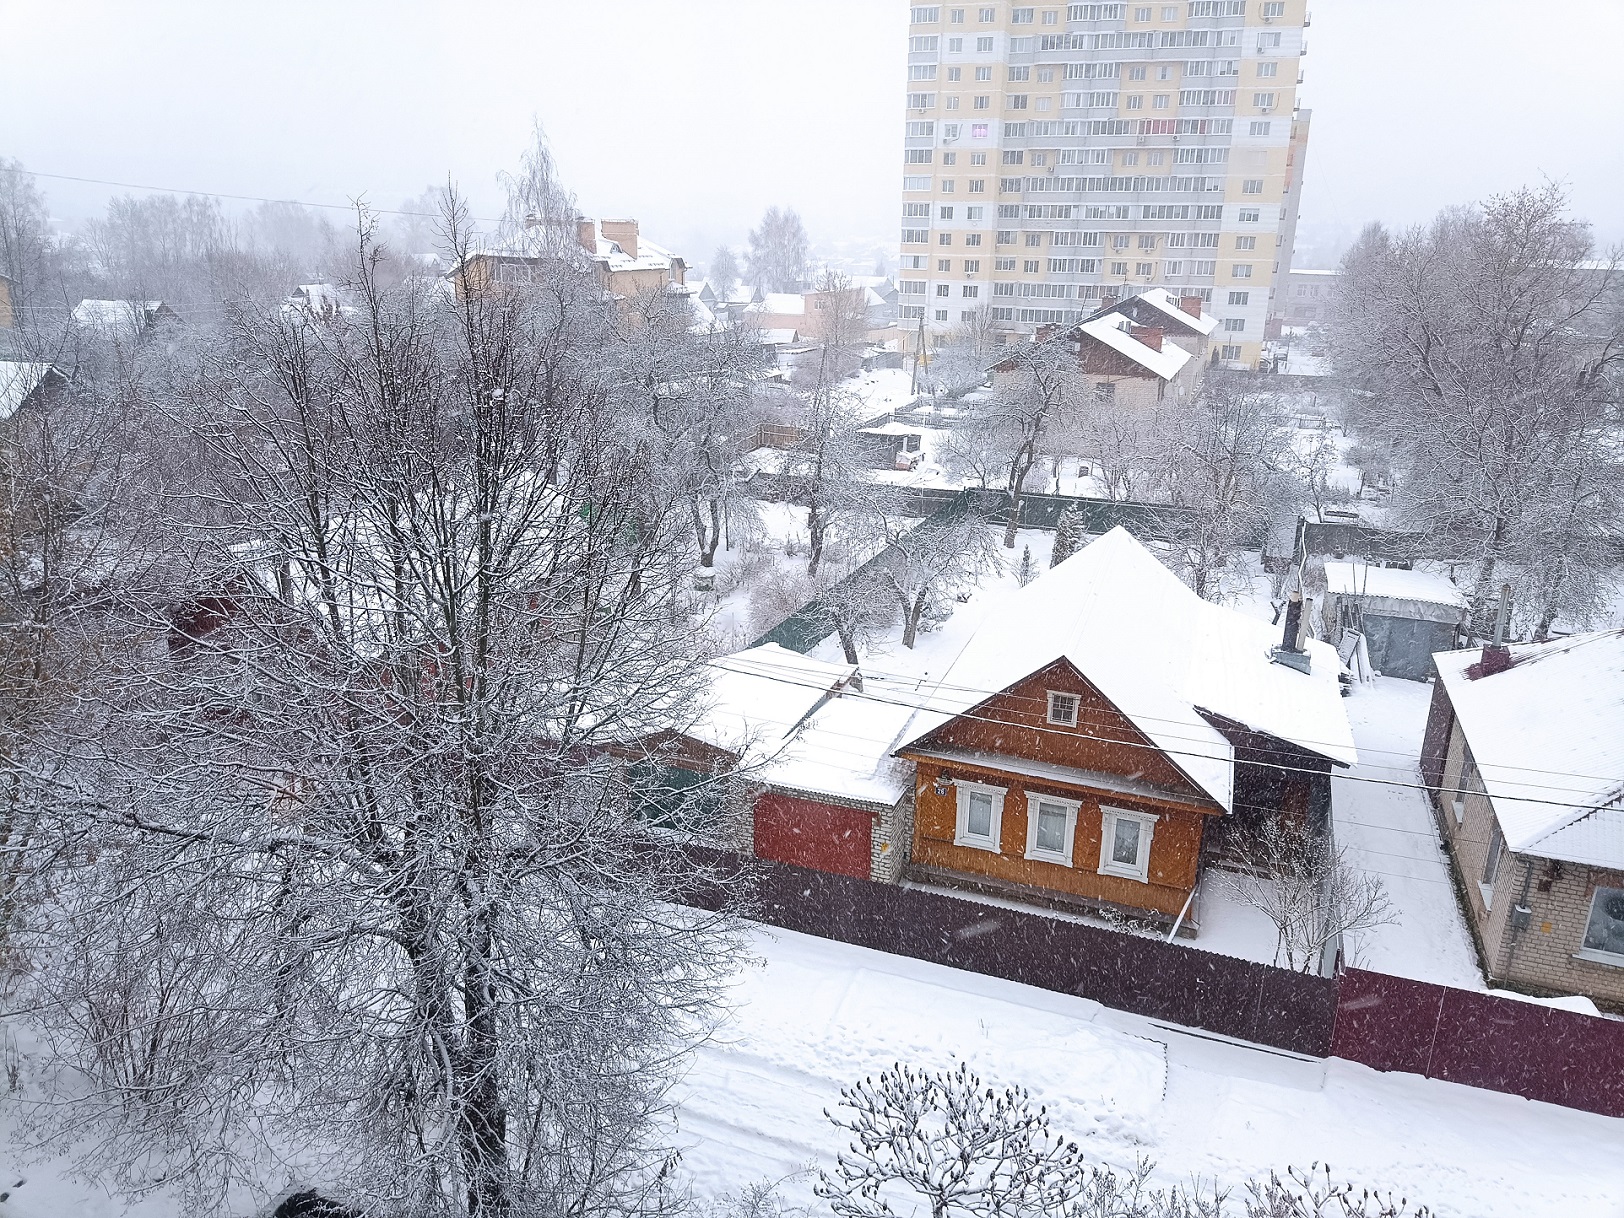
(954, 836, 1002, 854)
(1572, 949, 1624, 970)
(1024, 849, 1073, 868)
(1100, 863, 1150, 884)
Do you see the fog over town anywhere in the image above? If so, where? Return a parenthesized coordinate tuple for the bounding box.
(1, 3, 1622, 1217)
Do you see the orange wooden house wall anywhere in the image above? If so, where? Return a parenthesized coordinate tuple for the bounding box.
(900, 660, 1222, 918)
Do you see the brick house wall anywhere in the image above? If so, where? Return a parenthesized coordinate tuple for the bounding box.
(1436, 718, 1624, 1005)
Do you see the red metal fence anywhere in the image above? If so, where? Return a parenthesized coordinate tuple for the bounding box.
(1331, 969, 1624, 1120)
(685, 851, 1624, 1119)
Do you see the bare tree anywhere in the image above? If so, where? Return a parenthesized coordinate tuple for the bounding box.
(1226, 821, 1396, 974)
(816, 1063, 1091, 1218)
(14, 183, 743, 1218)
(929, 305, 1003, 394)
(710, 247, 742, 297)
(814, 569, 895, 667)
(1333, 185, 1623, 635)
(805, 270, 871, 384)
(862, 498, 1000, 648)
(745, 207, 809, 294)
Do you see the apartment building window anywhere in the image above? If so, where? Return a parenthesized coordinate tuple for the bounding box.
(1026, 232, 1044, 247)
(1138, 234, 1156, 249)
(1221, 343, 1242, 359)
(899, 281, 927, 296)
(907, 92, 937, 108)
(1122, 151, 1139, 166)
(977, 35, 995, 50)
(1581, 887, 1624, 962)
(973, 122, 990, 136)
(1000, 176, 1024, 193)
(903, 203, 931, 219)
(1158, 65, 1173, 80)
(1135, 261, 1154, 276)
(1099, 807, 1156, 882)
(1262, 0, 1285, 13)
(960, 309, 979, 322)
(1009, 94, 1030, 109)
(971, 151, 988, 164)
(1258, 31, 1283, 49)
(950, 6, 966, 19)
(911, 5, 942, 21)
(906, 122, 936, 138)
(1024, 259, 1042, 273)
(1228, 290, 1249, 305)
(947, 96, 961, 109)
(943, 151, 958, 164)
(996, 256, 1018, 269)
(936, 309, 950, 321)
(1232, 264, 1253, 277)
(1238, 207, 1260, 221)
(902, 304, 927, 319)
(1012, 6, 1036, 21)
(997, 232, 1016, 246)
(1111, 261, 1129, 275)
(965, 232, 984, 244)
(1133, 5, 1151, 18)
(1235, 235, 1256, 250)
(904, 255, 929, 269)
(1147, 150, 1165, 165)
(947, 36, 964, 51)
(1112, 235, 1130, 250)
(1241, 178, 1264, 194)
(1253, 92, 1278, 108)
(907, 150, 935, 166)
(963, 285, 981, 298)
(1165, 261, 1182, 275)
(937, 284, 952, 297)
(1153, 94, 1170, 109)
(1193, 260, 1217, 274)
(1009, 65, 1031, 81)
(948, 66, 963, 81)
(976, 65, 993, 80)
(1126, 95, 1143, 109)
(1037, 67, 1055, 83)
(1161, 4, 1178, 16)
(940, 205, 956, 219)
(964, 258, 982, 272)
(910, 65, 939, 81)
(1223, 318, 1245, 332)
(1043, 8, 1061, 23)
(1250, 120, 1272, 136)
(944, 122, 964, 139)
(975, 95, 992, 109)
(967, 205, 985, 219)
(1257, 61, 1278, 78)
(1128, 66, 1147, 81)
(1030, 153, 1047, 166)
(979, 6, 997, 18)
(940, 233, 955, 245)
(1480, 821, 1505, 908)
(939, 258, 953, 271)
(970, 180, 987, 193)
(1002, 151, 1025, 166)
(902, 229, 930, 244)
(910, 35, 941, 51)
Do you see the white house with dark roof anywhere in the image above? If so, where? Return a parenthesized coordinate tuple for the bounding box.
(1421, 630, 1624, 1006)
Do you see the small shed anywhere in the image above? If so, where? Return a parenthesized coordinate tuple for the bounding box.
(1322, 562, 1467, 681)
(855, 418, 925, 469)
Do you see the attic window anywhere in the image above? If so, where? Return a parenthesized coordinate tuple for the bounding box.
(1047, 691, 1079, 726)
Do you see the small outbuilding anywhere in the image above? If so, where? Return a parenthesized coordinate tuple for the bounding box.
(1322, 562, 1467, 681)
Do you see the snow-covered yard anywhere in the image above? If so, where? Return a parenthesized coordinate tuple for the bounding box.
(675, 926, 1624, 1218)
(1333, 678, 1485, 988)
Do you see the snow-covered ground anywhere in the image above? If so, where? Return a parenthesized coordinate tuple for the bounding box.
(1333, 678, 1485, 988)
(675, 926, 1624, 1218)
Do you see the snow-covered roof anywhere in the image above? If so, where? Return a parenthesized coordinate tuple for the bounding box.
(747, 294, 807, 318)
(0, 360, 55, 419)
(1323, 563, 1467, 609)
(1290, 268, 1340, 277)
(857, 420, 925, 437)
(1078, 313, 1194, 381)
(71, 298, 162, 334)
(1435, 631, 1624, 869)
(692, 644, 913, 806)
(1134, 288, 1219, 337)
(901, 527, 1356, 811)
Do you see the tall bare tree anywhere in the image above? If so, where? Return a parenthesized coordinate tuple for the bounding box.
(745, 207, 809, 294)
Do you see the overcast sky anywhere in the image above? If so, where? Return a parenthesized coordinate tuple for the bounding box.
(5, 0, 1621, 269)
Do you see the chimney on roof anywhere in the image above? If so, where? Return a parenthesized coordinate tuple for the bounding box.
(1130, 325, 1164, 351)
(1270, 586, 1313, 674)
(1181, 294, 1204, 318)
(599, 219, 640, 258)
(576, 218, 597, 252)
(1101, 293, 1120, 310)
(1470, 582, 1516, 677)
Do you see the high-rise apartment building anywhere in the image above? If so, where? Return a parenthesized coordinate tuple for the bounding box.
(899, 1, 1311, 368)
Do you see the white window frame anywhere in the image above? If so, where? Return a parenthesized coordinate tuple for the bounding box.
(1576, 885, 1624, 967)
(1099, 806, 1158, 882)
(954, 781, 1006, 852)
(1024, 794, 1080, 867)
(1046, 690, 1079, 726)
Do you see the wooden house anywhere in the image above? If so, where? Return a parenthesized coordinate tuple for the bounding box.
(896, 527, 1356, 930)
(1421, 631, 1624, 1006)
